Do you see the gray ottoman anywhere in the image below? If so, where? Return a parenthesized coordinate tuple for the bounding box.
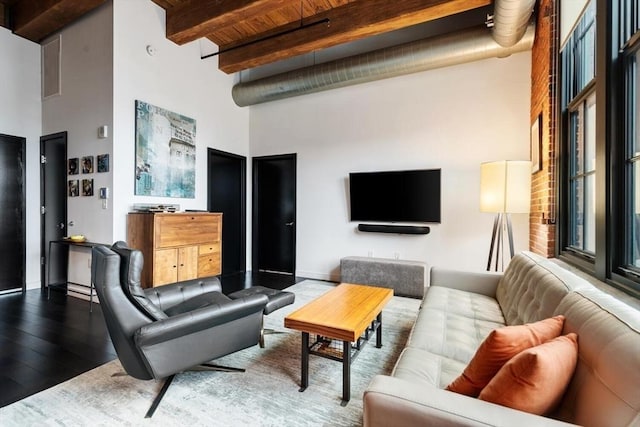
(340, 256, 427, 298)
(228, 286, 295, 347)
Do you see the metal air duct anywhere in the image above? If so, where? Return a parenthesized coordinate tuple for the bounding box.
(232, 0, 536, 107)
(491, 0, 537, 47)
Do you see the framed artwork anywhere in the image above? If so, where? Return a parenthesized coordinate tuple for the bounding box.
(97, 154, 109, 172)
(68, 158, 79, 175)
(135, 100, 196, 198)
(82, 156, 94, 174)
(68, 180, 79, 197)
(531, 114, 542, 174)
(82, 179, 93, 196)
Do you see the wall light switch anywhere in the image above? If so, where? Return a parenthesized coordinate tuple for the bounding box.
(98, 125, 108, 139)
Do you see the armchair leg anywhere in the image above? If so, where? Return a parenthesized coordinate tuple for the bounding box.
(198, 363, 245, 372)
(145, 374, 175, 418)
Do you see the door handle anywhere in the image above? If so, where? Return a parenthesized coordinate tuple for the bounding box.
(285, 222, 294, 226)
(57, 222, 65, 230)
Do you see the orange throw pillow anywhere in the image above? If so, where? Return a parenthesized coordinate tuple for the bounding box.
(478, 333, 578, 415)
(446, 315, 565, 397)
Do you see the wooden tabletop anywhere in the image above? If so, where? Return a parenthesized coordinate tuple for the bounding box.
(284, 283, 393, 342)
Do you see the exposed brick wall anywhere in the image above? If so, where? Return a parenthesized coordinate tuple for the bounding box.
(529, 0, 557, 257)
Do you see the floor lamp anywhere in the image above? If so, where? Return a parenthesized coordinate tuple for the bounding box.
(480, 160, 531, 271)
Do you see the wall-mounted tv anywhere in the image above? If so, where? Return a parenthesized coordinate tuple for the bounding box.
(349, 169, 441, 223)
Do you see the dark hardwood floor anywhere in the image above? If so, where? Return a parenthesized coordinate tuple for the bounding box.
(0, 272, 305, 408)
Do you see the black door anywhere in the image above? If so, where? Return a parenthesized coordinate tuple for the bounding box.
(252, 154, 296, 275)
(207, 148, 246, 276)
(0, 134, 26, 294)
(40, 132, 67, 290)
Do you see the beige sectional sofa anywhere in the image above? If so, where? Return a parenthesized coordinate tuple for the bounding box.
(363, 251, 640, 427)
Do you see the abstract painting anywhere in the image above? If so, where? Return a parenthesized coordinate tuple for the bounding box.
(135, 100, 196, 198)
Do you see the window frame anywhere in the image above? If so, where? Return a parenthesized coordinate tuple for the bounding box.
(556, 0, 640, 298)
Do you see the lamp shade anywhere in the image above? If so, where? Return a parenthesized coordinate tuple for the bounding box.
(480, 160, 532, 213)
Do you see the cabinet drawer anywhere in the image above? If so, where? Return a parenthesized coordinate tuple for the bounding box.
(155, 214, 220, 248)
(199, 244, 220, 255)
(198, 253, 221, 277)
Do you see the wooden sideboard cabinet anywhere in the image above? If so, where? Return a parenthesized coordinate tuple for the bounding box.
(127, 212, 222, 288)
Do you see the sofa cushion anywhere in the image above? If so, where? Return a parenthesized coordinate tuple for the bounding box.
(446, 315, 565, 397)
(478, 333, 578, 416)
(408, 307, 504, 364)
(392, 347, 466, 389)
(421, 286, 505, 323)
(496, 252, 584, 325)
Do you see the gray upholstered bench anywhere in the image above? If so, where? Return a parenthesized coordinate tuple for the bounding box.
(340, 256, 427, 299)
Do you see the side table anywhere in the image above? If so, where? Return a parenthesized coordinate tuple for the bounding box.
(47, 239, 108, 312)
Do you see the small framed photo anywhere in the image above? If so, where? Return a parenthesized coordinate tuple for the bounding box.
(68, 180, 79, 197)
(97, 154, 109, 172)
(68, 158, 79, 175)
(531, 114, 542, 174)
(82, 179, 94, 196)
(82, 156, 94, 174)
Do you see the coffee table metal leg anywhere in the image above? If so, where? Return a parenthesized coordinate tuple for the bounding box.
(376, 312, 383, 348)
(300, 332, 309, 392)
(341, 340, 351, 406)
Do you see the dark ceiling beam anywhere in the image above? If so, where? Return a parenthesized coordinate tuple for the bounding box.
(11, 0, 107, 42)
(217, 0, 491, 74)
(166, 0, 298, 46)
(0, 4, 7, 29)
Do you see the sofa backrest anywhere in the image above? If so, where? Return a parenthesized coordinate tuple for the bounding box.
(552, 288, 640, 427)
(496, 252, 588, 325)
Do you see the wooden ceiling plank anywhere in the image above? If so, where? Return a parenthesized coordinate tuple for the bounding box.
(167, 0, 302, 46)
(12, 0, 107, 42)
(218, 0, 491, 73)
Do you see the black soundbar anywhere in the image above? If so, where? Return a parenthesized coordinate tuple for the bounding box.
(357, 224, 431, 235)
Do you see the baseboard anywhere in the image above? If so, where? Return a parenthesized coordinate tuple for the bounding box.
(295, 270, 340, 283)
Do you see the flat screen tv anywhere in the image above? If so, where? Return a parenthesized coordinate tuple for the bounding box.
(349, 169, 441, 223)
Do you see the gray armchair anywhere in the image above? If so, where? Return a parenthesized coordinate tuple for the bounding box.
(91, 242, 268, 417)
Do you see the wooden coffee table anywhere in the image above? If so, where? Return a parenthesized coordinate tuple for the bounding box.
(284, 283, 393, 405)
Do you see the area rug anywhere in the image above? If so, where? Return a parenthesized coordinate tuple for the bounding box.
(0, 280, 421, 426)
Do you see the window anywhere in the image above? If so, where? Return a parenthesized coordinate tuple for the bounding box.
(569, 93, 596, 253)
(623, 40, 640, 275)
(558, 0, 640, 295)
(561, 1, 596, 260)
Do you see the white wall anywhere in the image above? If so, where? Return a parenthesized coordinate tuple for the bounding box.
(41, 4, 114, 288)
(42, 3, 114, 245)
(0, 27, 42, 289)
(250, 52, 532, 280)
(112, 0, 250, 243)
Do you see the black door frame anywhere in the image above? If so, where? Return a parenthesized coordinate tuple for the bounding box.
(252, 153, 297, 275)
(40, 132, 67, 291)
(0, 133, 26, 294)
(207, 148, 247, 275)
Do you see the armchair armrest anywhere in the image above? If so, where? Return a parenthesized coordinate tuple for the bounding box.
(364, 376, 575, 427)
(430, 267, 503, 298)
(143, 276, 223, 310)
(135, 293, 268, 348)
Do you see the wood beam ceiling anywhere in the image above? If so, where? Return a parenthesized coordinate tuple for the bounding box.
(10, 0, 107, 42)
(166, 0, 301, 46)
(0, 4, 6, 28)
(156, 0, 492, 73)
